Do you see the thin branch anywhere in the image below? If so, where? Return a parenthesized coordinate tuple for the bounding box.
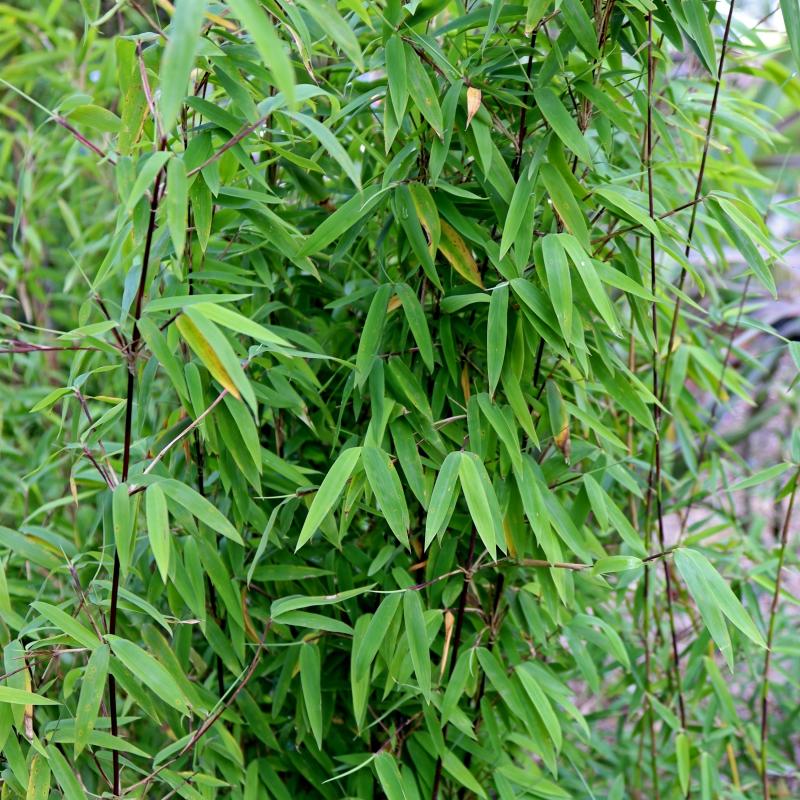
(54, 117, 114, 163)
(138, 388, 228, 481)
(659, 0, 737, 403)
(759, 466, 799, 800)
(109, 153, 166, 798)
(187, 114, 269, 178)
(123, 621, 271, 796)
(430, 528, 477, 800)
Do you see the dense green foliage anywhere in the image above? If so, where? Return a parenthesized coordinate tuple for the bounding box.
(1, 0, 799, 798)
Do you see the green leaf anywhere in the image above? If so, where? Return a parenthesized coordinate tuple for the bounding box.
(375, 752, 406, 800)
(407, 47, 444, 137)
(146, 483, 171, 582)
(459, 452, 499, 559)
(500, 175, 535, 262)
(271, 584, 374, 618)
(191, 302, 293, 347)
(299, 185, 384, 255)
(31, 601, 98, 650)
(26, 754, 51, 800)
(386, 34, 408, 121)
(159, 0, 208, 132)
(286, 111, 361, 189)
(125, 152, 171, 213)
(677, 731, 691, 796)
(682, 0, 716, 73)
(159, 478, 243, 544)
(354, 592, 401, 679)
(297, 447, 362, 549)
(395, 283, 434, 372)
(674, 548, 766, 669)
(396, 184, 439, 287)
(403, 589, 431, 702)
(106, 635, 192, 714)
(534, 87, 592, 166)
(166, 157, 188, 258)
(782, 0, 800, 74)
(390, 419, 427, 507)
(516, 663, 562, 751)
(557, 233, 620, 334)
(74, 644, 110, 757)
(541, 234, 572, 345)
(442, 750, 487, 798)
(593, 186, 660, 239)
(0, 686, 59, 706)
(47, 744, 88, 800)
(299, 643, 323, 748)
(477, 394, 522, 473)
(298, 0, 363, 70)
(540, 163, 589, 250)
(487, 283, 509, 396)
(729, 463, 790, 491)
(425, 451, 462, 548)
(356, 284, 392, 386)
(560, 0, 600, 56)
(591, 556, 643, 575)
(226, 0, 295, 106)
(362, 445, 410, 547)
(138, 318, 189, 403)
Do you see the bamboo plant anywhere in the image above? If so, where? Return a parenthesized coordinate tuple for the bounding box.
(1, 0, 799, 798)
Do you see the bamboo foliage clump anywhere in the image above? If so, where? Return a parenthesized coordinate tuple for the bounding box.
(0, 1, 799, 798)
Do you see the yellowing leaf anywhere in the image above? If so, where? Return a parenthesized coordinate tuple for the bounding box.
(439, 220, 484, 288)
(466, 86, 482, 127)
(176, 311, 241, 400)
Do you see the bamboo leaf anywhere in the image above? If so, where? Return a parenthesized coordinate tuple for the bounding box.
(459, 452, 499, 559)
(226, 0, 295, 105)
(362, 445, 410, 547)
(542, 233, 572, 345)
(534, 87, 592, 166)
(487, 283, 509, 397)
(674, 548, 765, 651)
(677, 731, 690, 796)
(356, 284, 392, 386)
(407, 49, 444, 137)
(166, 157, 188, 257)
(395, 283, 434, 372)
(297, 447, 362, 549)
(386, 34, 408, 121)
(782, 0, 800, 73)
(26, 754, 51, 800)
(403, 589, 431, 702)
(0, 687, 59, 706)
(159, 478, 244, 545)
(286, 111, 361, 189)
(682, 0, 716, 73)
(145, 483, 171, 582)
(299, 643, 323, 748)
(375, 752, 406, 800)
(540, 163, 589, 250)
(191, 302, 292, 347)
(159, 0, 208, 132)
(47, 744, 88, 800)
(74, 644, 110, 757)
(106, 635, 192, 714)
(125, 152, 171, 213)
(439, 220, 483, 288)
(353, 592, 401, 679)
(560, 0, 600, 56)
(425, 451, 462, 549)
